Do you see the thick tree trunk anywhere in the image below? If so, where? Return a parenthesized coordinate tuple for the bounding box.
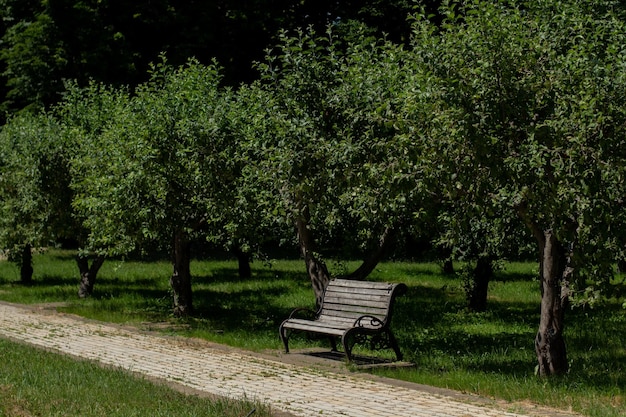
(295, 207, 331, 310)
(171, 231, 193, 317)
(20, 244, 33, 284)
(232, 247, 252, 279)
(77, 254, 105, 298)
(343, 227, 395, 281)
(467, 256, 493, 312)
(535, 229, 570, 376)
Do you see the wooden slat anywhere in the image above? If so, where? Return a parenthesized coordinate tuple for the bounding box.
(317, 316, 354, 325)
(327, 284, 393, 292)
(322, 296, 389, 310)
(319, 314, 384, 329)
(325, 285, 394, 298)
(321, 304, 387, 317)
(282, 319, 346, 336)
(283, 315, 385, 334)
(329, 282, 390, 289)
(320, 309, 385, 321)
(320, 309, 387, 319)
(324, 289, 390, 301)
(330, 279, 394, 291)
(325, 288, 393, 299)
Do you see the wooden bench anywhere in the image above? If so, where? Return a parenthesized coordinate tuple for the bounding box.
(279, 279, 407, 362)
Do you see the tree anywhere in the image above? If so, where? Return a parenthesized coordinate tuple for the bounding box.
(217, 82, 297, 277)
(56, 81, 137, 297)
(70, 59, 238, 316)
(0, 0, 424, 115)
(247, 27, 435, 307)
(409, 0, 626, 375)
(0, 111, 71, 282)
(0, 6, 66, 113)
(437, 203, 531, 312)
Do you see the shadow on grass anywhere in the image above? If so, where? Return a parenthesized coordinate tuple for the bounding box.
(10, 257, 626, 394)
(32, 274, 78, 285)
(493, 271, 538, 283)
(391, 264, 538, 283)
(391, 264, 458, 279)
(190, 284, 294, 334)
(193, 266, 306, 286)
(190, 266, 310, 332)
(560, 305, 626, 389)
(390, 284, 626, 392)
(91, 287, 168, 302)
(392, 286, 536, 375)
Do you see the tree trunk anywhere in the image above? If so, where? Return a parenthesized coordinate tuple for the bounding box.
(171, 230, 193, 317)
(342, 227, 395, 281)
(534, 229, 570, 376)
(467, 256, 493, 312)
(77, 254, 105, 298)
(439, 246, 455, 275)
(442, 258, 455, 275)
(232, 247, 252, 279)
(20, 244, 33, 284)
(517, 205, 571, 377)
(295, 206, 331, 310)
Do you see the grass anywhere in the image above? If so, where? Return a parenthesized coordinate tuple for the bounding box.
(1, 249, 625, 417)
(0, 338, 271, 417)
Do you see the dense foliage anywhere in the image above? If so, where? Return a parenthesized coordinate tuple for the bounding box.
(1, 0, 626, 376)
(0, 0, 423, 117)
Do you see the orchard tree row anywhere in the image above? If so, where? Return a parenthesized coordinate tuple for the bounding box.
(2, 0, 626, 376)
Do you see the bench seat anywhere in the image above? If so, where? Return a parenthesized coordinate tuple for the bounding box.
(279, 278, 407, 361)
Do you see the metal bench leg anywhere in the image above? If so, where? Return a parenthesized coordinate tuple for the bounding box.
(387, 329, 403, 361)
(279, 324, 290, 353)
(342, 330, 355, 362)
(329, 337, 338, 352)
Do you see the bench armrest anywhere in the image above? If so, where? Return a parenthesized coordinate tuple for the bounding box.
(353, 315, 385, 329)
(287, 307, 318, 320)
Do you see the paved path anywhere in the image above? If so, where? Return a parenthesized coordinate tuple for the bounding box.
(0, 302, 574, 417)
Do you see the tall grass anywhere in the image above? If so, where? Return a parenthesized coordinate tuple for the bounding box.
(0, 249, 625, 417)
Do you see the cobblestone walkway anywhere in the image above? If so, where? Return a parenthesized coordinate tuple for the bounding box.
(0, 302, 573, 417)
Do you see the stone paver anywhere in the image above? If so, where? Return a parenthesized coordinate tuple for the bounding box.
(0, 302, 569, 417)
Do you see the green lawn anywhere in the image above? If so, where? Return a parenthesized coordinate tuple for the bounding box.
(0, 250, 625, 417)
(0, 338, 271, 417)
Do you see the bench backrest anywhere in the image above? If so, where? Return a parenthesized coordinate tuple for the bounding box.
(319, 279, 407, 327)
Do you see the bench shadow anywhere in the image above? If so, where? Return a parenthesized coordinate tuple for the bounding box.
(302, 349, 415, 369)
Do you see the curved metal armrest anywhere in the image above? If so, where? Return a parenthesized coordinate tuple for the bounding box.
(287, 307, 318, 320)
(353, 315, 385, 329)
